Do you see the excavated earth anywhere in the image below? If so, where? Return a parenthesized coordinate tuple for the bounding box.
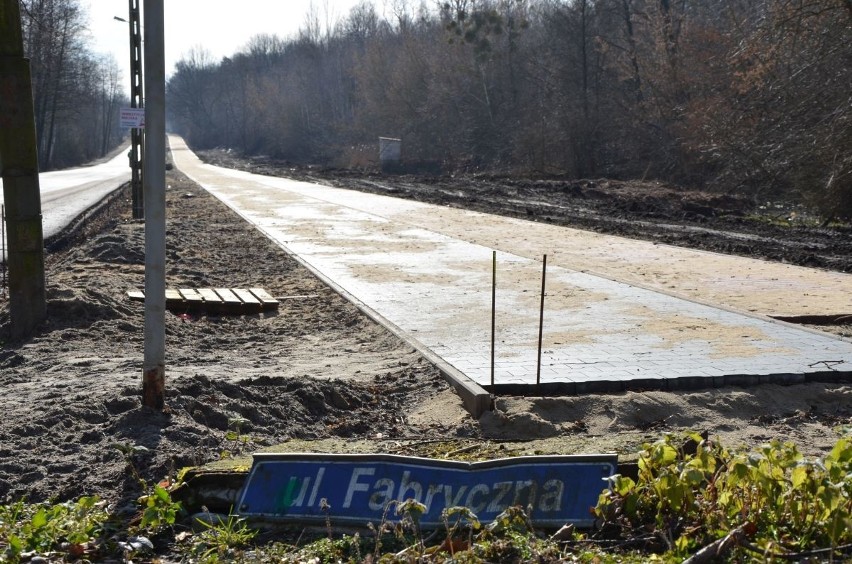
(0, 160, 850, 521)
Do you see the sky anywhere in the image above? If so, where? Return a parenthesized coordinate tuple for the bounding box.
(85, 0, 365, 83)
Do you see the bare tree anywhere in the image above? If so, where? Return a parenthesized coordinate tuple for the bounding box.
(164, 0, 852, 216)
(19, 0, 126, 169)
(97, 56, 123, 156)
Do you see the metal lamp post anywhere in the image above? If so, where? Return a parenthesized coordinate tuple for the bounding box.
(141, 0, 166, 409)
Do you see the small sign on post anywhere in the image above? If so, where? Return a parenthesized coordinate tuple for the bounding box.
(237, 453, 616, 528)
(119, 107, 145, 129)
(379, 136, 401, 172)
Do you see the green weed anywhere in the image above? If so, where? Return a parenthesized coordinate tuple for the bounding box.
(137, 483, 184, 533)
(0, 496, 109, 562)
(185, 511, 258, 562)
(594, 433, 852, 560)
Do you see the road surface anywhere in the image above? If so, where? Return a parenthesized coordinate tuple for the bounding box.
(0, 150, 130, 246)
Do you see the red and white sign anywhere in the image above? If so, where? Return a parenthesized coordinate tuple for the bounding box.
(119, 107, 145, 129)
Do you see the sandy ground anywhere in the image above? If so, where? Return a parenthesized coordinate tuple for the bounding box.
(0, 169, 850, 510)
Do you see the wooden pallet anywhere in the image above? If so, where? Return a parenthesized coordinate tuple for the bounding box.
(127, 287, 279, 315)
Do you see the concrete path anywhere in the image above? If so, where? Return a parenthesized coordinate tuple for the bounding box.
(170, 137, 852, 412)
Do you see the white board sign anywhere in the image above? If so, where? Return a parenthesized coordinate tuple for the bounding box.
(120, 107, 145, 129)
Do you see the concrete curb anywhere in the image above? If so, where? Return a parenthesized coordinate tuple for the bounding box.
(178, 169, 493, 419)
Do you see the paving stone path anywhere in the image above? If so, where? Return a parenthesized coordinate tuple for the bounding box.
(171, 136, 852, 405)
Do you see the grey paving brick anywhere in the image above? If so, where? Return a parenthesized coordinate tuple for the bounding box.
(176, 149, 852, 395)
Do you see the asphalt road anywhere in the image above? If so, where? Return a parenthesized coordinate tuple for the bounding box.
(0, 150, 130, 243)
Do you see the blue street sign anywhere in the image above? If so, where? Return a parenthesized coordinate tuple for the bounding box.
(237, 453, 617, 528)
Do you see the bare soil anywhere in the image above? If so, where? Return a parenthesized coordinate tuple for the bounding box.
(0, 162, 850, 520)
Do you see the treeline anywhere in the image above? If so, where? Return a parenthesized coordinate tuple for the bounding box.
(167, 0, 852, 216)
(21, 0, 126, 170)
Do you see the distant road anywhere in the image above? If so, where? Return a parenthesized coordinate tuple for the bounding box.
(0, 150, 130, 241)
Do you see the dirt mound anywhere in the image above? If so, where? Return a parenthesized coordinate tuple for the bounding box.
(84, 230, 145, 264)
(44, 286, 133, 330)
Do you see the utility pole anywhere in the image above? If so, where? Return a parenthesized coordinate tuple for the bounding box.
(0, 0, 47, 341)
(127, 0, 144, 219)
(141, 0, 166, 409)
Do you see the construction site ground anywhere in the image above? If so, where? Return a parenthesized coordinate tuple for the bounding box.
(0, 139, 850, 513)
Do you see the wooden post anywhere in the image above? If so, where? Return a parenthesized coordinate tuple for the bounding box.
(0, 0, 47, 340)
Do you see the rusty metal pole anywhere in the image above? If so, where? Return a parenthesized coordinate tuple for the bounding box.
(491, 250, 496, 387)
(141, 0, 166, 409)
(0, 0, 47, 340)
(536, 254, 547, 388)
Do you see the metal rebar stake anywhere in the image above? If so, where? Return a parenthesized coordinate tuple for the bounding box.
(536, 254, 547, 388)
(491, 250, 496, 387)
(1, 203, 6, 298)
